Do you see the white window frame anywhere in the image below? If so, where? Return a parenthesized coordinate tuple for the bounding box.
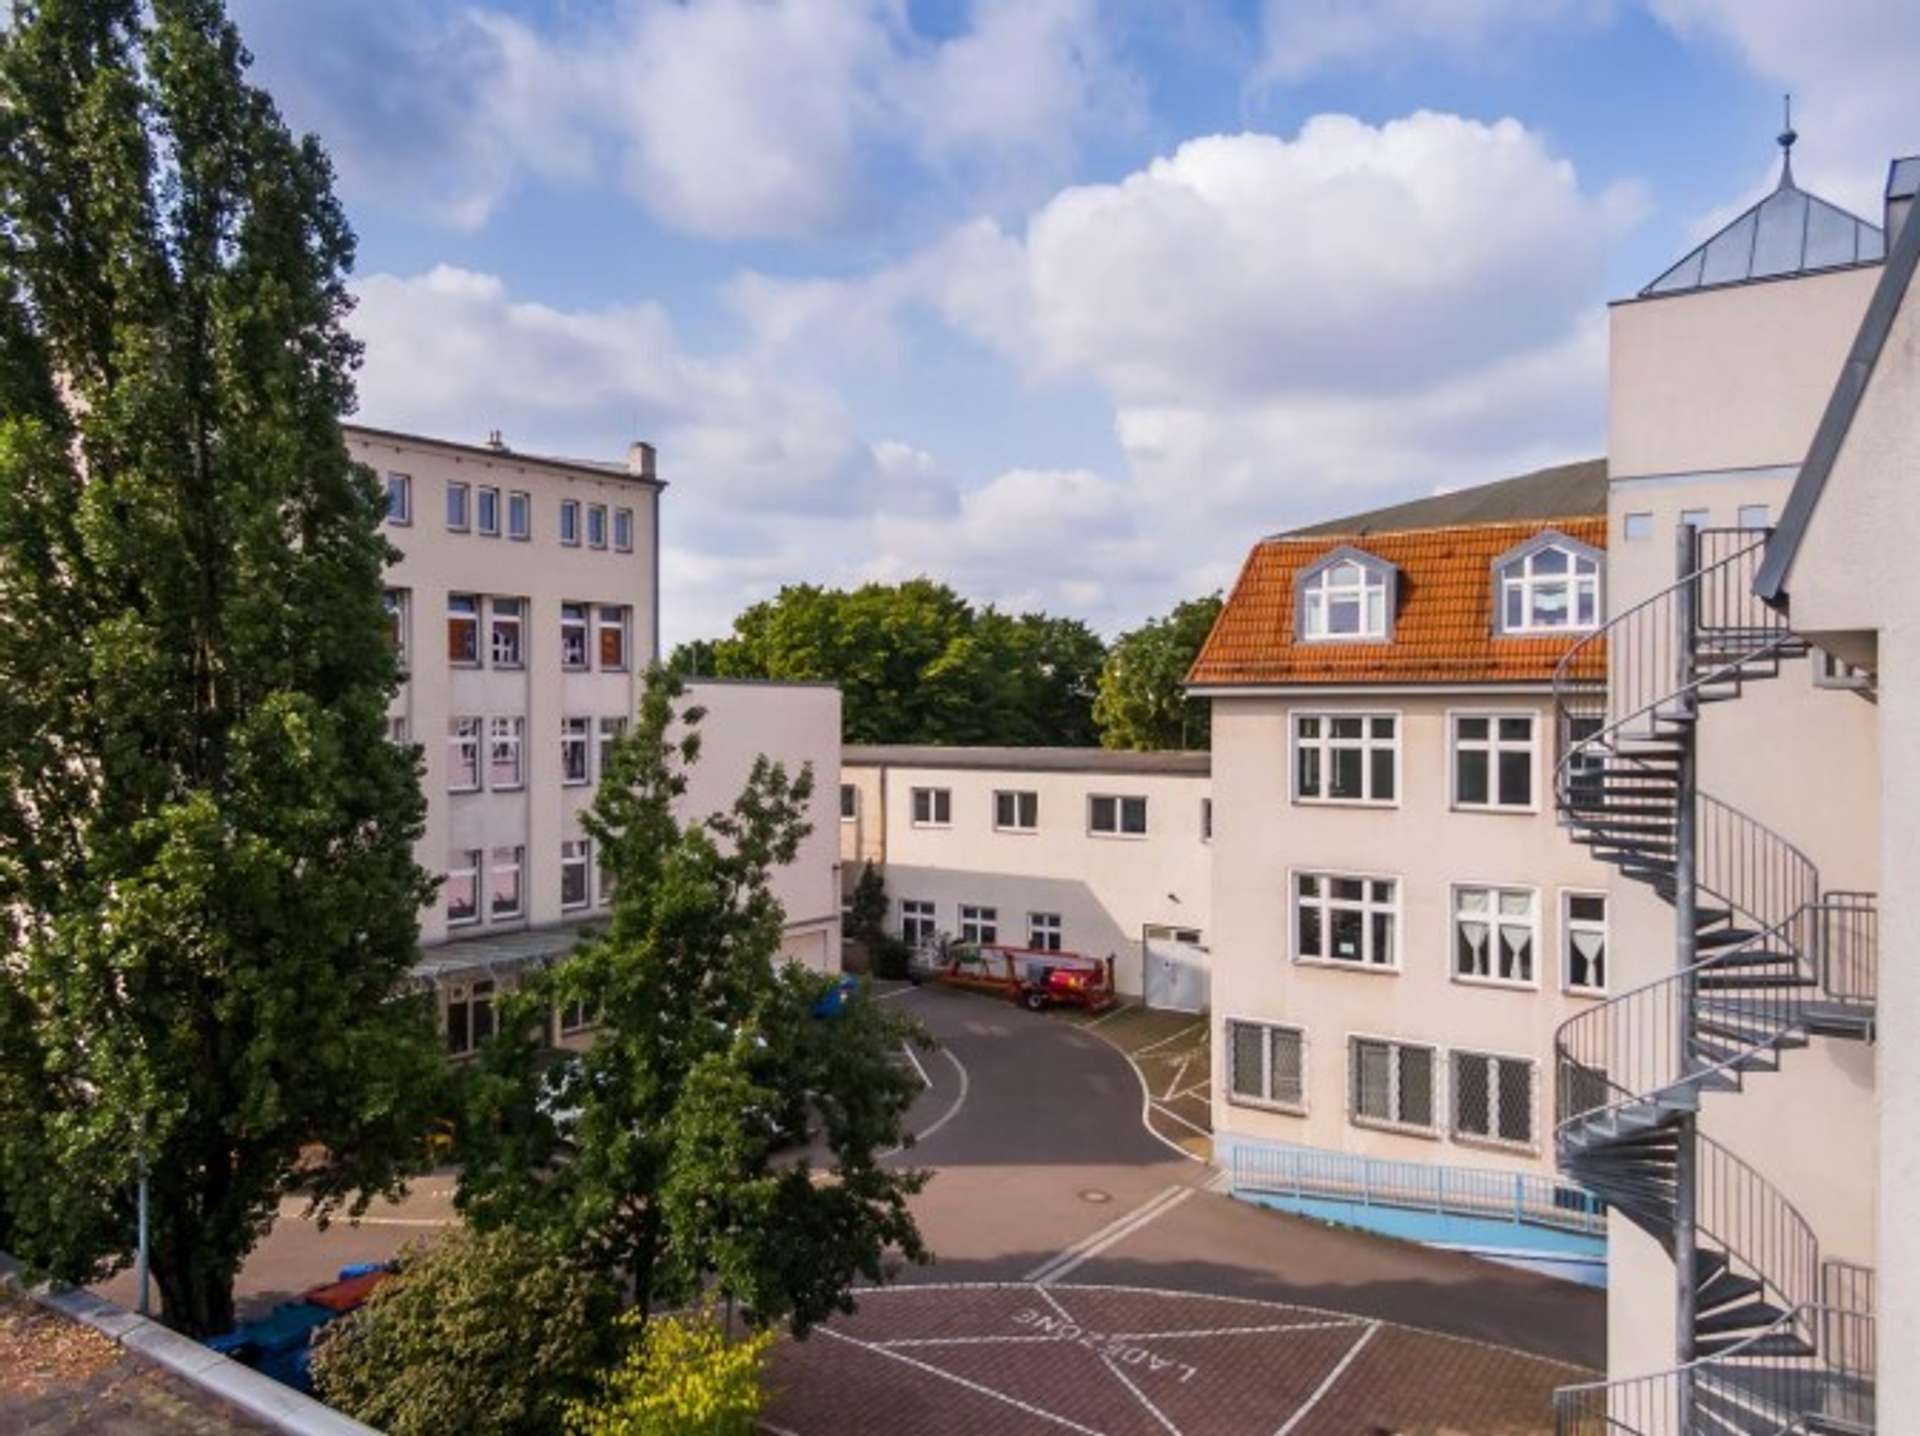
(596, 605, 628, 670)
(446, 480, 470, 532)
(1736, 503, 1771, 530)
(959, 904, 998, 945)
(444, 977, 494, 1055)
(561, 717, 591, 786)
(587, 503, 608, 550)
(383, 589, 409, 671)
(1449, 709, 1539, 813)
(1496, 543, 1601, 634)
(1449, 1047, 1537, 1153)
(1622, 511, 1653, 541)
(910, 787, 951, 828)
(900, 899, 936, 947)
(489, 844, 524, 921)
(384, 472, 412, 525)
(559, 499, 581, 547)
(447, 593, 480, 667)
(1300, 556, 1390, 641)
(597, 716, 626, 776)
(561, 839, 591, 911)
(1291, 709, 1399, 806)
(387, 715, 410, 746)
(447, 717, 482, 794)
(993, 789, 1038, 833)
(1562, 888, 1608, 996)
(1028, 912, 1062, 951)
(487, 716, 525, 791)
(1450, 882, 1540, 990)
(507, 490, 531, 541)
(1292, 869, 1399, 972)
(614, 507, 634, 552)
(446, 849, 481, 927)
(489, 597, 524, 669)
(476, 485, 500, 538)
(560, 602, 589, 670)
(1088, 793, 1148, 838)
(1348, 1032, 1438, 1137)
(1225, 1017, 1307, 1115)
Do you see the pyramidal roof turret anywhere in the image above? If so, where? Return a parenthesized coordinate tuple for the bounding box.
(1643, 99, 1884, 296)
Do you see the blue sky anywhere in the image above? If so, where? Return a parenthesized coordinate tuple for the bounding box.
(228, 0, 1920, 649)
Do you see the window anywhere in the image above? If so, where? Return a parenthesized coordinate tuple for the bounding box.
(446, 480, 470, 532)
(561, 603, 589, 669)
(598, 716, 626, 775)
(1623, 511, 1652, 541)
(1294, 713, 1397, 804)
(1029, 912, 1062, 951)
(1453, 884, 1538, 987)
(446, 849, 480, 926)
(1736, 503, 1771, 530)
(1350, 1036, 1435, 1133)
(840, 784, 857, 821)
(448, 718, 481, 792)
(1295, 873, 1398, 969)
(1496, 541, 1600, 633)
(901, 899, 936, 947)
(587, 503, 608, 550)
(488, 716, 524, 789)
(384, 472, 412, 525)
(1679, 507, 1711, 530)
(1227, 1019, 1306, 1114)
(614, 507, 633, 552)
(1564, 891, 1607, 994)
(560, 499, 581, 546)
(476, 485, 500, 537)
(598, 850, 617, 906)
(1565, 714, 1605, 804)
(959, 905, 998, 945)
(1201, 798, 1213, 842)
(383, 589, 409, 669)
(1451, 1050, 1536, 1149)
(1813, 648, 1875, 692)
(447, 594, 480, 665)
(558, 999, 592, 1035)
(489, 597, 524, 668)
(446, 979, 495, 1056)
(508, 490, 531, 540)
(994, 790, 1038, 832)
(1453, 713, 1536, 810)
(597, 606, 628, 669)
(1300, 556, 1389, 640)
(1089, 794, 1147, 836)
(387, 715, 410, 746)
(911, 787, 951, 827)
(490, 845, 524, 920)
(562, 840, 591, 910)
(561, 717, 591, 785)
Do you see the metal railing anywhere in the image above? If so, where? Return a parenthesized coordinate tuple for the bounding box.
(1229, 1141, 1605, 1236)
(1816, 892, 1878, 1006)
(1695, 1129, 1822, 1323)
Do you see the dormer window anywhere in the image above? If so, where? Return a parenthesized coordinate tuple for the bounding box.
(1297, 548, 1394, 641)
(1493, 532, 1602, 634)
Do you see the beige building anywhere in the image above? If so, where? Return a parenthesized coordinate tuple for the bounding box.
(840, 746, 1211, 1002)
(352, 425, 838, 1057)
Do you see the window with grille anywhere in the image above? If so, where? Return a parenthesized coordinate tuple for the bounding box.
(1349, 1036, 1434, 1132)
(1452, 884, 1538, 986)
(1294, 713, 1397, 804)
(1452, 713, 1535, 810)
(911, 787, 951, 827)
(1564, 891, 1607, 993)
(994, 790, 1038, 831)
(1294, 872, 1397, 969)
(1451, 1050, 1535, 1149)
(1227, 1020, 1306, 1114)
(1028, 912, 1062, 951)
(901, 899, 936, 946)
(959, 905, 997, 945)
(489, 597, 523, 668)
(1089, 794, 1147, 836)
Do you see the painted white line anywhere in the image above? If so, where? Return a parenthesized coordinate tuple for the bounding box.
(1174, 1079, 1211, 1102)
(1036, 1189, 1196, 1286)
(1272, 1320, 1380, 1436)
(876, 1334, 1070, 1349)
(1023, 1186, 1189, 1283)
(1132, 1020, 1206, 1057)
(1149, 1101, 1213, 1139)
(1107, 1320, 1366, 1341)
(1033, 1283, 1077, 1325)
(1101, 1350, 1183, 1436)
(1080, 1003, 1133, 1030)
(900, 1041, 932, 1090)
(881, 1045, 969, 1158)
(1160, 1057, 1189, 1101)
(814, 1326, 1108, 1436)
(875, 984, 918, 1001)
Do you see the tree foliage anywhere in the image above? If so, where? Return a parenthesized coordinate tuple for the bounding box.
(846, 862, 888, 946)
(0, 0, 443, 1335)
(312, 1227, 619, 1436)
(1093, 595, 1225, 751)
(674, 579, 1105, 746)
(455, 670, 931, 1335)
(566, 1309, 772, 1436)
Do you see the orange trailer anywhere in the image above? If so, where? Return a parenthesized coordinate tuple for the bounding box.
(934, 943, 1116, 1013)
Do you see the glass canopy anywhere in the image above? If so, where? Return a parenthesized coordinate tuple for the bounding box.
(1643, 160, 1884, 296)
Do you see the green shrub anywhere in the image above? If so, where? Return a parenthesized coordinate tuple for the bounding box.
(869, 934, 913, 981)
(566, 1309, 773, 1436)
(310, 1226, 617, 1436)
(846, 863, 889, 945)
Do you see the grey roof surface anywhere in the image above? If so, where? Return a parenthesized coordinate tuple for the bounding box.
(844, 744, 1211, 776)
(1282, 458, 1607, 539)
(412, 919, 603, 984)
(343, 423, 665, 489)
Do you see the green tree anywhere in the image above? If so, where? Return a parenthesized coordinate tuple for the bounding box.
(0, 0, 442, 1335)
(566, 1308, 772, 1436)
(1093, 595, 1225, 751)
(456, 670, 931, 1333)
(846, 862, 889, 946)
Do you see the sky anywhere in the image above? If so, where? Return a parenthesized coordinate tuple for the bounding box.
(227, 0, 1920, 651)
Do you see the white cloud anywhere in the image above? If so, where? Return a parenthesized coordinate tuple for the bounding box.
(1255, 0, 1611, 84)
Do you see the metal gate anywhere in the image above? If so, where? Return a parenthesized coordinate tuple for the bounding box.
(1142, 929, 1209, 1013)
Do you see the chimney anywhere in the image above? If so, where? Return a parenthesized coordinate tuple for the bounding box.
(626, 440, 656, 479)
(485, 428, 508, 452)
(1885, 156, 1918, 245)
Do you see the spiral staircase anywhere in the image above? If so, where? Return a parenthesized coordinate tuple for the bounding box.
(1549, 526, 1878, 1435)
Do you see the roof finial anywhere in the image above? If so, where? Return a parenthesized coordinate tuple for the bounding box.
(1777, 93, 1798, 190)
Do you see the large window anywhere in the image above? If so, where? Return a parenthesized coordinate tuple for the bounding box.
(596, 605, 628, 669)
(1452, 884, 1538, 987)
(587, 503, 608, 550)
(1294, 873, 1397, 969)
(508, 491, 531, 541)
(1451, 1050, 1536, 1149)
(489, 844, 524, 920)
(1028, 912, 1062, 951)
(446, 849, 480, 926)
(1227, 1019, 1306, 1114)
(447, 594, 480, 665)
(446, 480, 470, 532)
(489, 597, 524, 668)
(1496, 542, 1600, 632)
(1564, 891, 1607, 994)
(561, 717, 591, 785)
(1350, 1036, 1434, 1133)
(448, 718, 482, 793)
(901, 899, 936, 947)
(614, 507, 634, 552)
(560, 499, 581, 546)
(384, 472, 411, 525)
(1300, 557, 1388, 640)
(1452, 713, 1536, 810)
(561, 839, 591, 910)
(994, 789, 1038, 832)
(561, 603, 589, 669)
(488, 716, 524, 790)
(1088, 794, 1147, 836)
(1294, 713, 1397, 804)
(446, 979, 494, 1056)
(959, 905, 998, 945)
(476, 485, 500, 538)
(911, 787, 951, 827)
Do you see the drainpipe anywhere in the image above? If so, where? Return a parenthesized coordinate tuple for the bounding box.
(1672, 521, 1701, 1416)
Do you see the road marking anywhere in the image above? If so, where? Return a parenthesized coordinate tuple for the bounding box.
(1272, 1320, 1380, 1436)
(1029, 1187, 1196, 1286)
(1107, 1320, 1366, 1341)
(814, 1326, 1109, 1436)
(875, 984, 918, 1001)
(1149, 1102, 1212, 1139)
(876, 1334, 1069, 1349)
(1081, 1003, 1133, 1029)
(1132, 1020, 1206, 1057)
(1101, 1350, 1182, 1435)
(881, 1045, 969, 1158)
(1023, 1187, 1187, 1283)
(899, 1041, 932, 1090)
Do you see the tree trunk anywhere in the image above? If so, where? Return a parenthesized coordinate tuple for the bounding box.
(152, 1249, 237, 1338)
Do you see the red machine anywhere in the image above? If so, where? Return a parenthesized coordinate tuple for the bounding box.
(934, 943, 1116, 1012)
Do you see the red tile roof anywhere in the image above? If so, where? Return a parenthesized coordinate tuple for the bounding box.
(1188, 515, 1607, 687)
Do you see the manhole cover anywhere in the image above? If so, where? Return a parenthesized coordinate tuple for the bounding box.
(1079, 1189, 1113, 1204)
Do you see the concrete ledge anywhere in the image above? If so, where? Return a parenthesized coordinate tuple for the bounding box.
(0, 1252, 380, 1435)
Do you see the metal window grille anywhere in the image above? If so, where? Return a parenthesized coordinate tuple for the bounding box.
(1452, 1051, 1533, 1147)
(1269, 1027, 1305, 1108)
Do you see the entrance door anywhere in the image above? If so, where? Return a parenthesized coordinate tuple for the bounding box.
(1143, 927, 1209, 1013)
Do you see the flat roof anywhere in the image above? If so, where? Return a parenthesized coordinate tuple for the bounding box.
(411, 919, 603, 984)
(844, 744, 1210, 776)
(344, 423, 666, 490)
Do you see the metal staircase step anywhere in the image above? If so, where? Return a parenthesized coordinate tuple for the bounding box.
(1696, 1267, 1764, 1313)
(1698, 972, 1816, 991)
(1697, 1298, 1791, 1336)
(1693, 1378, 1798, 1436)
(1696, 926, 1763, 949)
(1695, 1017, 1804, 1049)
(1699, 948, 1800, 969)
(1691, 1036, 1775, 1073)
(1693, 1330, 1815, 1359)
